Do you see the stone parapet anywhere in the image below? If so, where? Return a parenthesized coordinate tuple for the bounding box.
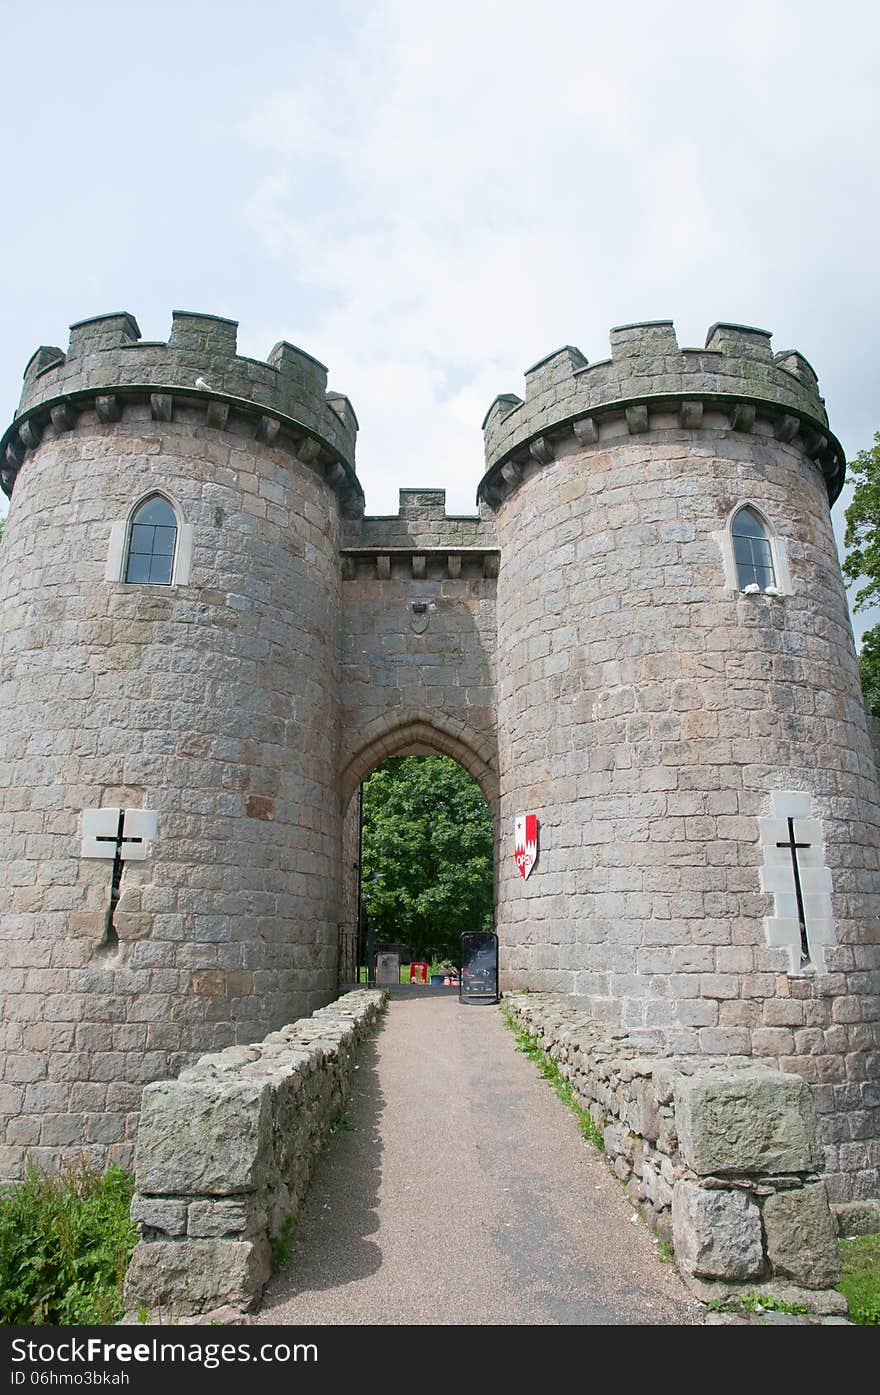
(340, 489, 499, 581)
(479, 321, 844, 506)
(2, 311, 362, 514)
(341, 488, 497, 550)
(123, 988, 386, 1317)
(505, 992, 847, 1314)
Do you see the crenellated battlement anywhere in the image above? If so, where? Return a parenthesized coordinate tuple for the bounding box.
(4, 310, 361, 510)
(479, 320, 844, 506)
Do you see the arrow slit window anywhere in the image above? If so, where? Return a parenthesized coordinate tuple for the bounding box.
(124, 495, 178, 585)
(731, 507, 776, 592)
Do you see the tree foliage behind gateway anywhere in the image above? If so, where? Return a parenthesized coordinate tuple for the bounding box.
(361, 756, 494, 961)
(844, 430, 880, 717)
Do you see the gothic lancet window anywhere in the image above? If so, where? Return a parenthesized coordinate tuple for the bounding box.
(124, 495, 178, 585)
(731, 507, 777, 592)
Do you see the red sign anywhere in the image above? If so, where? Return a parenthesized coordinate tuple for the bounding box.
(515, 813, 538, 879)
(409, 961, 428, 985)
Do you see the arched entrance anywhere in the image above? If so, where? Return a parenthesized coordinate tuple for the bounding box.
(338, 716, 499, 986)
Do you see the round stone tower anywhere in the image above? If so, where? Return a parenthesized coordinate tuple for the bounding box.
(481, 321, 880, 1198)
(0, 311, 362, 1177)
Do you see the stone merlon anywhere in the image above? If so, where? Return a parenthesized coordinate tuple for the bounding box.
(479, 320, 843, 504)
(9, 309, 358, 485)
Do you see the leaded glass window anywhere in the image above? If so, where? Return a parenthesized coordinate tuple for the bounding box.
(731, 507, 776, 592)
(124, 496, 178, 585)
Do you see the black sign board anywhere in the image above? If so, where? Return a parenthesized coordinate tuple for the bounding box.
(459, 931, 499, 1005)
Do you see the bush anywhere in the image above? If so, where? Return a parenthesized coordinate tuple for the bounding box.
(838, 1235, 880, 1326)
(0, 1160, 137, 1325)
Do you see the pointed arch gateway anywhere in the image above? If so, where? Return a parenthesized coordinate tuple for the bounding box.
(340, 712, 499, 813)
(338, 713, 499, 987)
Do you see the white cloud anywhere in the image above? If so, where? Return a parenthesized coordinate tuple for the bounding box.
(236, 0, 880, 540)
(2, 0, 878, 654)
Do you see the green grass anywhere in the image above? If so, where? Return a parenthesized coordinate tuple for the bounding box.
(502, 1008, 605, 1150)
(0, 1160, 137, 1325)
(838, 1235, 880, 1325)
(706, 1292, 808, 1317)
(269, 1213, 298, 1272)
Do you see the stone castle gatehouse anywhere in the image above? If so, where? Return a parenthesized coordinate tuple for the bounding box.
(0, 311, 877, 1200)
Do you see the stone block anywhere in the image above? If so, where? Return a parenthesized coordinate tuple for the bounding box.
(833, 1199, 880, 1236)
(123, 1238, 271, 1315)
(672, 1179, 763, 1280)
(134, 1080, 271, 1195)
(130, 1195, 188, 1236)
(187, 1198, 260, 1237)
(763, 1182, 841, 1288)
(674, 1068, 818, 1175)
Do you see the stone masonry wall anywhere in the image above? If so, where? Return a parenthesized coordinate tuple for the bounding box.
(489, 324, 880, 1200)
(507, 993, 846, 1314)
(0, 397, 346, 1180)
(339, 489, 500, 807)
(124, 988, 385, 1317)
(1, 311, 877, 1206)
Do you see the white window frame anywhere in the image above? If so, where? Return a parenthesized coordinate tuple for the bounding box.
(105, 491, 193, 587)
(712, 503, 792, 595)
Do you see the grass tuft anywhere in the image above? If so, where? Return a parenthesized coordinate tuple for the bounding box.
(502, 1009, 605, 1150)
(0, 1160, 137, 1325)
(269, 1213, 298, 1272)
(838, 1235, 880, 1325)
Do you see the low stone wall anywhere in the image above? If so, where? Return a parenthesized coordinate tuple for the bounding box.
(124, 989, 386, 1317)
(506, 993, 846, 1313)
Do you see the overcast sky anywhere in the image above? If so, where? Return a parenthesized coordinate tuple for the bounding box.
(1, 0, 878, 636)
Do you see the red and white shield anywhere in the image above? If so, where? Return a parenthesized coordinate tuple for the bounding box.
(514, 813, 538, 879)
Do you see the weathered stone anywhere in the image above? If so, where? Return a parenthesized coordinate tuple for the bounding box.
(678, 399, 703, 428)
(123, 1238, 271, 1315)
(625, 404, 649, 434)
(681, 1271, 848, 1313)
(256, 414, 280, 444)
(572, 415, 599, 445)
(529, 435, 554, 464)
(135, 1081, 272, 1195)
(763, 1182, 840, 1288)
(130, 1195, 188, 1235)
(672, 1178, 764, 1280)
(674, 1069, 818, 1175)
(728, 401, 756, 432)
(94, 393, 121, 422)
(832, 1199, 880, 1236)
(50, 402, 76, 432)
(205, 400, 229, 430)
(187, 1198, 260, 1237)
(18, 418, 43, 450)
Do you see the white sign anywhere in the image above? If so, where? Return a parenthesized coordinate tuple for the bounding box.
(81, 807, 157, 860)
(374, 951, 401, 986)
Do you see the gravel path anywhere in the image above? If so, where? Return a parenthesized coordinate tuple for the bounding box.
(252, 991, 699, 1326)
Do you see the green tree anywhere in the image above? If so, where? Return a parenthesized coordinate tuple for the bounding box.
(844, 431, 880, 718)
(361, 756, 493, 961)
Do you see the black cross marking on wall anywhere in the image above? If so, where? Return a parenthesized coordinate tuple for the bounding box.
(95, 811, 144, 948)
(776, 817, 811, 961)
